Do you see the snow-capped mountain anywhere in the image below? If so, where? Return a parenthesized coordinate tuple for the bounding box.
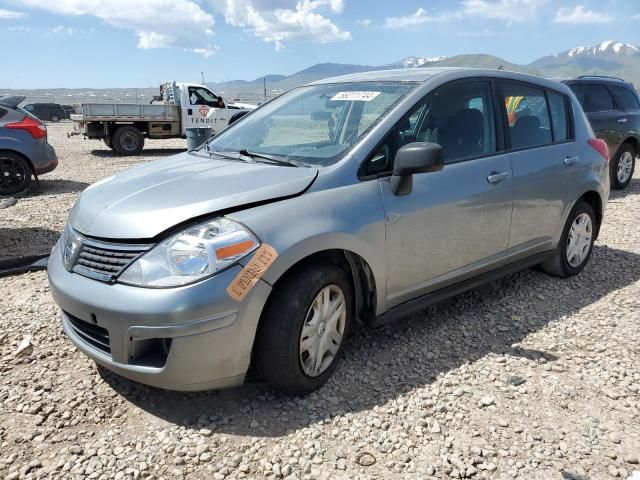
(564, 41, 640, 58)
(393, 56, 447, 68)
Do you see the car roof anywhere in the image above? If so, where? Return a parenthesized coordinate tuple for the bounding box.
(563, 76, 633, 87)
(309, 67, 569, 92)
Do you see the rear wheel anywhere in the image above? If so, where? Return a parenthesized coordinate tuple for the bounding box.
(0, 152, 32, 196)
(541, 201, 595, 278)
(112, 126, 144, 155)
(254, 264, 353, 395)
(611, 143, 635, 190)
(51, 115, 60, 123)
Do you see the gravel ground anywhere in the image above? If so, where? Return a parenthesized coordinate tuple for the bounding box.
(1, 124, 639, 480)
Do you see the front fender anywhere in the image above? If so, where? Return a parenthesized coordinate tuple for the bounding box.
(229, 180, 388, 314)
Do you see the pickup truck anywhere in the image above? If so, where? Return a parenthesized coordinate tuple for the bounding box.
(70, 81, 256, 155)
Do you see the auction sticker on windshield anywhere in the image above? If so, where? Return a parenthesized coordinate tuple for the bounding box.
(331, 91, 381, 102)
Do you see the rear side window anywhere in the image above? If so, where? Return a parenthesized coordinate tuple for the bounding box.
(611, 86, 640, 110)
(547, 91, 569, 142)
(585, 84, 615, 112)
(502, 83, 552, 149)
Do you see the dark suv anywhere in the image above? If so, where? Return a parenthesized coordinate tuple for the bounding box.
(22, 103, 71, 122)
(563, 76, 639, 189)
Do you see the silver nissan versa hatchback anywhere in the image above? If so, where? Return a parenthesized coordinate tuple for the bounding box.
(49, 68, 610, 394)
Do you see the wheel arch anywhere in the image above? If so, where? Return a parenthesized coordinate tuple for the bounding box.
(578, 190, 603, 240)
(261, 248, 378, 326)
(0, 148, 35, 176)
(612, 135, 639, 159)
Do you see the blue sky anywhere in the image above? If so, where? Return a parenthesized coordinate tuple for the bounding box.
(0, 0, 639, 88)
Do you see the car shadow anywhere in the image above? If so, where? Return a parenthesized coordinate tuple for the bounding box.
(0, 227, 60, 260)
(100, 245, 640, 438)
(90, 148, 187, 158)
(28, 179, 90, 196)
(608, 176, 639, 201)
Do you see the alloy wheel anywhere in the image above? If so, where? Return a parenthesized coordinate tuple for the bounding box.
(0, 156, 28, 194)
(299, 284, 346, 377)
(566, 213, 592, 268)
(617, 151, 634, 184)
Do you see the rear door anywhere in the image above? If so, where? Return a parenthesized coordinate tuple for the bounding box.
(499, 80, 582, 254)
(583, 83, 625, 152)
(375, 79, 514, 306)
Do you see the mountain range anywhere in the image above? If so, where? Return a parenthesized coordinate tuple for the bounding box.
(209, 40, 640, 98)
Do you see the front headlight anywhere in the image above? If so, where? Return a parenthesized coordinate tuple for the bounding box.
(118, 218, 259, 288)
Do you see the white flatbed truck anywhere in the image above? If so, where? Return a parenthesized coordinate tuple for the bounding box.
(70, 81, 256, 155)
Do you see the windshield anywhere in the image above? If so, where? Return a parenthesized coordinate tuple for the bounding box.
(207, 81, 416, 166)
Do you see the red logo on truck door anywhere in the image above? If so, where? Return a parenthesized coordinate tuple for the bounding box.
(199, 105, 209, 116)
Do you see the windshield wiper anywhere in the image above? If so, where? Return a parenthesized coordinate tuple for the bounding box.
(237, 149, 301, 168)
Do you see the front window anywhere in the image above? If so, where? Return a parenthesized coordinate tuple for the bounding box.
(207, 81, 416, 166)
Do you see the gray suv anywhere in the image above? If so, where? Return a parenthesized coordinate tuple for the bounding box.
(48, 68, 609, 394)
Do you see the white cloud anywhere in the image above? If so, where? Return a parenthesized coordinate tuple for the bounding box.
(461, 0, 547, 22)
(50, 25, 76, 35)
(0, 8, 26, 19)
(19, 0, 218, 56)
(554, 5, 612, 24)
(384, 8, 444, 29)
(385, 0, 546, 29)
(215, 0, 351, 50)
(356, 18, 372, 26)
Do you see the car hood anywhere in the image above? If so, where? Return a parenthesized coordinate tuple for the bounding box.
(70, 152, 318, 239)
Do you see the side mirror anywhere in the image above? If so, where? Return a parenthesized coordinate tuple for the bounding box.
(391, 142, 444, 195)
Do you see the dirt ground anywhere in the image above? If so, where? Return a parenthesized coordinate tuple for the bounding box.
(0, 123, 639, 480)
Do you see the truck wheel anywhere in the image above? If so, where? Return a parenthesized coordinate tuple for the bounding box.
(113, 126, 144, 156)
(254, 264, 353, 395)
(0, 152, 32, 196)
(611, 143, 635, 190)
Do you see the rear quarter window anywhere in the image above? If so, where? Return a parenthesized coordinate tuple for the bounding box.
(610, 85, 640, 110)
(547, 91, 569, 142)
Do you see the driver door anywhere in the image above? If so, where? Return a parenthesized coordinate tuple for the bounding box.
(371, 80, 514, 307)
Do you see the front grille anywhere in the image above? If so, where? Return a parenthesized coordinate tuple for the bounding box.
(65, 312, 111, 354)
(68, 234, 152, 282)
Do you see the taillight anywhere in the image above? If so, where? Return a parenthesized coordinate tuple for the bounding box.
(588, 138, 609, 162)
(6, 116, 47, 139)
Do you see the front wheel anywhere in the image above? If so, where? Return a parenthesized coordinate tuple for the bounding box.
(611, 144, 635, 190)
(254, 264, 353, 395)
(541, 201, 596, 278)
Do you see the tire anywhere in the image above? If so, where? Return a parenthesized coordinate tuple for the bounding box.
(611, 143, 635, 190)
(0, 152, 32, 196)
(112, 126, 144, 156)
(254, 264, 353, 395)
(541, 201, 596, 278)
(51, 115, 60, 123)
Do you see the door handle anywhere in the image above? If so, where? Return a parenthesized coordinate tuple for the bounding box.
(618, 118, 628, 123)
(564, 156, 579, 166)
(487, 172, 510, 184)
